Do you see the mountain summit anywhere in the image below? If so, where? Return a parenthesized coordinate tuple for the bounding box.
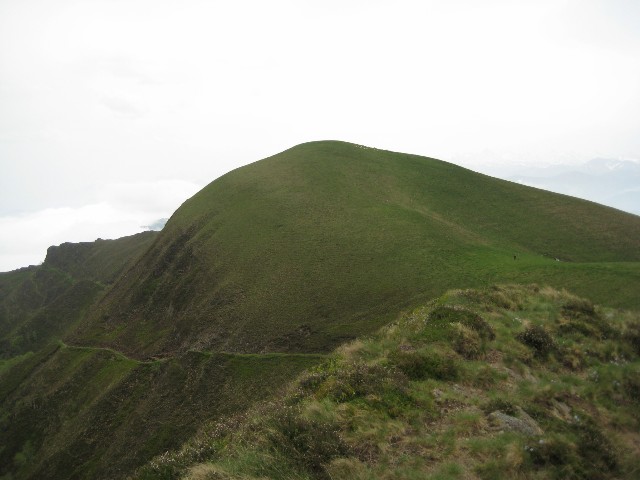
(71, 141, 640, 358)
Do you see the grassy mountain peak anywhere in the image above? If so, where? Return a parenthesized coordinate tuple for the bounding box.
(71, 141, 640, 358)
(2, 141, 640, 480)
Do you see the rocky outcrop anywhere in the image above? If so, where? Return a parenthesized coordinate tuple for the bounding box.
(488, 407, 543, 436)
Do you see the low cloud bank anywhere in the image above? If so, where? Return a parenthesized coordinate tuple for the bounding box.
(0, 179, 201, 272)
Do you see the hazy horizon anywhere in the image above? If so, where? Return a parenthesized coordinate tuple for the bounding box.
(2, 0, 639, 271)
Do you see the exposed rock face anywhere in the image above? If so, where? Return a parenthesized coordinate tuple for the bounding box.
(488, 407, 543, 436)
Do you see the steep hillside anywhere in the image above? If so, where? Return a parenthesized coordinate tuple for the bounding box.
(135, 285, 640, 480)
(0, 231, 157, 357)
(43, 232, 161, 284)
(2, 141, 640, 480)
(72, 141, 640, 358)
(0, 343, 323, 480)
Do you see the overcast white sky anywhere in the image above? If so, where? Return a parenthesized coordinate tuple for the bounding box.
(1, 0, 640, 271)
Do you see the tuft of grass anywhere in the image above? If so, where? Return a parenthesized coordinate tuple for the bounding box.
(389, 350, 460, 381)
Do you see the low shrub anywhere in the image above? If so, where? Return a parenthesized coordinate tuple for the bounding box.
(517, 325, 556, 357)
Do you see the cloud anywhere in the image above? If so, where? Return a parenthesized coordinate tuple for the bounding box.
(77, 55, 158, 84)
(0, 179, 202, 272)
(101, 95, 146, 118)
(142, 218, 168, 231)
(1, 0, 640, 266)
(99, 179, 201, 213)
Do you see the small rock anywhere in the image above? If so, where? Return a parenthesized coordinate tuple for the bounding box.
(488, 407, 543, 436)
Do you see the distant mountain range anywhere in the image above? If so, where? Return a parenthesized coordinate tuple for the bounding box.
(478, 158, 640, 215)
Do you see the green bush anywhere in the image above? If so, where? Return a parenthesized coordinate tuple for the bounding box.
(517, 325, 556, 357)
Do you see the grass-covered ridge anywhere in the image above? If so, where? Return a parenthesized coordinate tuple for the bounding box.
(0, 342, 324, 480)
(136, 285, 640, 480)
(2, 141, 640, 479)
(73, 141, 640, 358)
(0, 231, 158, 357)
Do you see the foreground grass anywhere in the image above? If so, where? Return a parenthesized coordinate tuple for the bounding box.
(135, 284, 640, 480)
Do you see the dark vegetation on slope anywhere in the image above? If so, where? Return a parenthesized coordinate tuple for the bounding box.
(0, 343, 323, 480)
(0, 231, 158, 357)
(73, 141, 640, 359)
(136, 285, 640, 480)
(44, 233, 161, 284)
(0, 233, 323, 480)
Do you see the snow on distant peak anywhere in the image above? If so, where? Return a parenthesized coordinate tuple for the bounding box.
(584, 158, 640, 173)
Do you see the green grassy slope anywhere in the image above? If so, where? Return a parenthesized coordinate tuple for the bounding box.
(3, 141, 640, 480)
(135, 285, 640, 480)
(0, 231, 158, 357)
(43, 231, 159, 284)
(0, 342, 323, 480)
(72, 141, 640, 358)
